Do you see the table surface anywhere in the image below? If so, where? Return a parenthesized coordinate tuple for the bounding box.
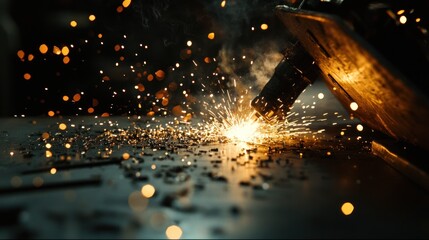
(0, 81, 428, 239)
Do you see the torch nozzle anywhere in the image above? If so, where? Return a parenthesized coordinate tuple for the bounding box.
(251, 43, 320, 122)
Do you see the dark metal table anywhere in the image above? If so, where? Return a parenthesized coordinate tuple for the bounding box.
(1, 81, 428, 239)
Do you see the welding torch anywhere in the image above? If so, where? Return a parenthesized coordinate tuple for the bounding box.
(251, 42, 321, 122)
(251, 0, 429, 125)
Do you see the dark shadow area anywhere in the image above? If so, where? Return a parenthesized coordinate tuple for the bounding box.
(6, 0, 292, 117)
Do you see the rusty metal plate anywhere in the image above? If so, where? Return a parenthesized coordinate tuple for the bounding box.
(275, 5, 429, 152)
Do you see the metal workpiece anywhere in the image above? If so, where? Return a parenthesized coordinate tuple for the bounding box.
(262, 2, 429, 152)
(1, 116, 429, 239)
(249, 1, 429, 192)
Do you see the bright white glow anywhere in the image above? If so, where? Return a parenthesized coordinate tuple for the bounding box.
(224, 119, 260, 142)
(399, 15, 407, 24)
(350, 102, 358, 111)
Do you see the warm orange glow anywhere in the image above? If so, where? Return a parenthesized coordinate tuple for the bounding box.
(61, 46, 70, 56)
(87, 107, 95, 114)
(155, 70, 165, 80)
(166, 225, 183, 239)
(63, 95, 69, 101)
(221, 0, 226, 8)
(136, 83, 145, 92)
(208, 32, 215, 40)
(204, 57, 211, 63)
(101, 112, 110, 117)
(48, 110, 55, 117)
(341, 202, 354, 215)
(114, 44, 121, 51)
(147, 74, 154, 81)
(17, 50, 25, 59)
(122, 152, 130, 160)
(53, 46, 61, 55)
(41, 132, 50, 139)
(50, 168, 57, 174)
(70, 20, 77, 27)
(59, 123, 67, 130)
(122, 0, 132, 8)
(147, 111, 155, 117)
(45, 150, 53, 158)
(89, 14, 96, 21)
(184, 113, 192, 122)
(416, 18, 421, 23)
(28, 54, 34, 61)
(73, 93, 81, 102)
(23, 73, 31, 80)
(98, 33, 103, 38)
(102, 76, 110, 81)
(141, 184, 156, 198)
(260, 23, 268, 30)
(155, 89, 168, 99)
(397, 9, 405, 15)
(162, 98, 169, 106)
(116, 6, 124, 13)
(172, 105, 184, 116)
(39, 44, 48, 54)
(63, 56, 70, 64)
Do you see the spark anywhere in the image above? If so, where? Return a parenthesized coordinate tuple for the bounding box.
(350, 102, 358, 111)
(223, 115, 260, 142)
(200, 85, 298, 144)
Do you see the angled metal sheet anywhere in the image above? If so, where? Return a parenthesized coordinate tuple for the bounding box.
(275, 5, 429, 152)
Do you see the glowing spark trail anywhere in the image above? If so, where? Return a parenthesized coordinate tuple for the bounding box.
(223, 114, 260, 142)
(199, 84, 303, 144)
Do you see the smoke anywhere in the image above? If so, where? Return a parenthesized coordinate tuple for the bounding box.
(127, 0, 293, 114)
(249, 41, 285, 91)
(217, 40, 284, 89)
(207, 0, 292, 98)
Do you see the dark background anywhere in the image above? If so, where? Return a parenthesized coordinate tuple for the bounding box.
(2, 0, 292, 117)
(2, 0, 429, 119)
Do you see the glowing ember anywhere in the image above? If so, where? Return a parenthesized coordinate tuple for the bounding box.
(70, 20, 77, 27)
